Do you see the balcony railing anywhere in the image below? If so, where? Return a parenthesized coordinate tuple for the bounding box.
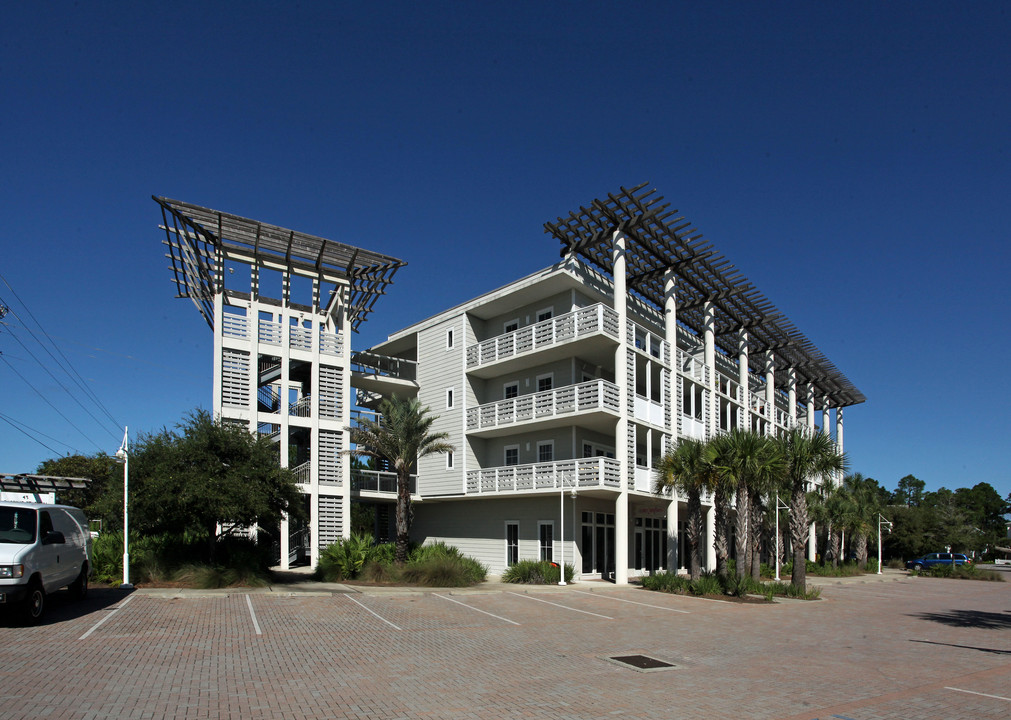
(290, 460, 311, 484)
(465, 457, 622, 494)
(351, 469, 417, 495)
(466, 304, 619, 369)
(466, 379, 620, 432)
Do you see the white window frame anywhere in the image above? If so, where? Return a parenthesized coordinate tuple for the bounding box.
(538, 521, 554, 562)
(503, 318, 519, 333)
(446, 387, 454, 409)
(536, 372, 554, 393)
(446, 451, 454, 470)
(446, 327, 454, 349)
(503, 381, 519, 400)
(537, 440, 554, 464)
(504, 444, 520, 466)
(536, 307, 553, 323)
(505, 521, 519, 567)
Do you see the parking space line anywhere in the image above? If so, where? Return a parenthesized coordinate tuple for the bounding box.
(573, 590, 689, 613)
(507, 592, 613, 619)
(79, 594, 135, 640)
(433, 593, 521, 625)
(945, 687, 1011, 702)
(245, 594, 262, 635)
(345, 595, 403, 630)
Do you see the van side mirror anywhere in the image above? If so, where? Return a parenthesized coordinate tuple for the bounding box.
(42, 530, 66, 545)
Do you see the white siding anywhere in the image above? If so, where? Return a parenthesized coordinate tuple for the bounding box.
(416, 316, 466, 496)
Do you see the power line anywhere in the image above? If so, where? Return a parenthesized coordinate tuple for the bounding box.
(0, 410, 80, 456)
(0, 353, 106, 453)
(0, 412, 67, 459)
(0, 273, 122, 431)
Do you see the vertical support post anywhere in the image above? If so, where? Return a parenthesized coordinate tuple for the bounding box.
(613, 231, 629, 585)
(787, 368, 797, 427)
(738, 331, 749, 432)
(703, 300, 716, 439)
(765, 352, 776, 436)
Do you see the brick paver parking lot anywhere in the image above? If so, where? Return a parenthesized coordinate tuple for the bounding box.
(1, 572, 1008, 719)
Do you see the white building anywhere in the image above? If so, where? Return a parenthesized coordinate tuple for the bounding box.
(157, 185, 863, 581)
(360, 184, 864, 582)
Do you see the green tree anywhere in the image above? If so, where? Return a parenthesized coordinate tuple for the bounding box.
(893, 474, 925, 507)
(841, 473, 882, 569)
(654, 437, 719, 581)
(776, 427, 848, 589)
(348, 396, 453, 563)
(35, 453, 120, 529)
(130, 409, 304, 561)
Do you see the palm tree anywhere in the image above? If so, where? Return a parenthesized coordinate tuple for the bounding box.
(776, 427, 848, 589)
(842, 473, 880, 570)
(348, 395, 454, 563)
(654, 437, 719, 580)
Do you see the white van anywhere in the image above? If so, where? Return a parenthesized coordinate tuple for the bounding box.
(0, 502, 92, 624)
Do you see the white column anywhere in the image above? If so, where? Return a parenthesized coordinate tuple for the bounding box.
(765, 353, 776, 436)
(822, 400, 830, 436)
(664, 269, 679, 445)
(805, 384, 815, 433)
(667, 497, 679, 572)
(738, 331, 749, 432)
(339, 285, 353, 541)
(705, 503, 716, 571)
(836, 407, 844, 454)
(613, 231, 630, 585)
(703, 300, 716, 439)
(787, 368, 797, 427)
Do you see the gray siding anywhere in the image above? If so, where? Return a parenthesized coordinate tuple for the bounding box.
(416, 315, 466, 496)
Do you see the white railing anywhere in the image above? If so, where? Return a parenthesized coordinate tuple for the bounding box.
(290, 460, 311, 484)
(351, 351, 417, 382)
(466, 379, 620, 432)
(634, 395, 665, 426)
(258, 320, 282, 346)
(289, 395, 312, 417)
(222, 314, 249, 339)
(466, 457, 621, 494)
(320, 330, 342, 357)
(628, 320, 668, 362)
(351, 470, 417, 495)
(677, 349, 708, 383)
(466, 304, 619, 368)
(681, 415, 706, 440)
(289, 326, 313, 351)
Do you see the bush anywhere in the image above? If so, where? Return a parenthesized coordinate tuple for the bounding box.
(641, 571, 691, 594)
(401, 553, 487, 587)
(502, 559, 574, 584)
(316, 533, 376, 581)
(765, 580, 822, 600)
(920, 563, 1004, 582)
(691, 572, 723, 596)
(317, 538, 487, 586)
(172, 562, 270, 589)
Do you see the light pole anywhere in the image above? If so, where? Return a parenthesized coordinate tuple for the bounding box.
(877, 513, 893, 575)
(558, 480, 578, 586)
(774, 492, 790, 582)
(115, 426, 133, 589)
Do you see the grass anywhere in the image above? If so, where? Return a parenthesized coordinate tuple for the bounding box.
(911, 563, 1004, 582)
(316, 538, 487, 587)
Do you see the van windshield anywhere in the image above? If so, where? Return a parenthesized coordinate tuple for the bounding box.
(0, 506, 38, 544)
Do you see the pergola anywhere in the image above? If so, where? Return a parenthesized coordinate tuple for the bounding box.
(1, 473, 91, 497)
(154, 197, 406, 332)
(545, 183, 864, 408)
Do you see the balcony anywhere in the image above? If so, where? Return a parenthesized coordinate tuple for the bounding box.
(466, 379, 620, 437)
(466, 457, 622, 495)
(350, 351, 419, 397)
(351, 469, 418, 496)
(466, 304, 619, 377)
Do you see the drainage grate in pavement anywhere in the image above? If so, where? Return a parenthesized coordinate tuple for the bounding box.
(605, 654, 678, 672)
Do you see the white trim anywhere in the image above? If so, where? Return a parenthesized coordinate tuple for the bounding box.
(446, 451, 454, 470)
(446, 387, 454, 409)
(446, 327, 454, 349)
(503, 318, 519, 333)
(503, 380, 519, 399)
(536, 372, 553, 392)
(537, 440, 554, 463)
(504, 444, 520, 466)
(536, 306, 553, 323)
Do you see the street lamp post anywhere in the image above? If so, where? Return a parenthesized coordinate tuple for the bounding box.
(115, 427, 133, 589)
(877, 513, 893, 575)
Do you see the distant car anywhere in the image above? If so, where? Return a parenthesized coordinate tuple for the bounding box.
(905, 553, 970, 571)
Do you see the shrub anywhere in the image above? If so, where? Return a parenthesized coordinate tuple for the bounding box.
(640, 570, 691, 594)
(401, 553, 487, 586)
(765, 580, 822, 600)
(172, 562, 270, 589)
(316, 533, 375, 581)
(691, 572, 723, 597)
(502, 559, 574, 584)
(922, 563, 1004, 582)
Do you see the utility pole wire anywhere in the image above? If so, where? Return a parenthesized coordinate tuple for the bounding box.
(0, 410, 81, 455)
(0, 273, 122, 430)
(0, 411, 67, 459)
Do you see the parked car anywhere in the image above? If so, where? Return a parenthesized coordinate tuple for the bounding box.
(0, 502, 92, 624)
(905, 552, 970, 571)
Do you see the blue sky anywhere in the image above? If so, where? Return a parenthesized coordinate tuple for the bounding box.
(1, 2, 1009, 500)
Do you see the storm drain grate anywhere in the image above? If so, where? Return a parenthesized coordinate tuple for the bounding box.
(605, 654, 678, 672)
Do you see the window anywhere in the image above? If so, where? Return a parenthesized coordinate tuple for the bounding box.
(583, 443, 593, 458)
(537, 441, 554, 463)
(506, 522, 519, 566)
(504, 382, 519, 399)
(446, 451, 454, 469)
(537, 373, 553, 393)
(536, 307, 553, 323)
(538, 522, 554, 562)
(446, 388, 454, 408)
(504, 319, 519, 333)
(446, 328, 454, 349)
(504, 445, 519, 466)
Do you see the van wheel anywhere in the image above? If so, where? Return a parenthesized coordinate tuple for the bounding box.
(913, 563, 923, 571)
(70, 564, 89, 601)
(22, 580, 45, 625)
